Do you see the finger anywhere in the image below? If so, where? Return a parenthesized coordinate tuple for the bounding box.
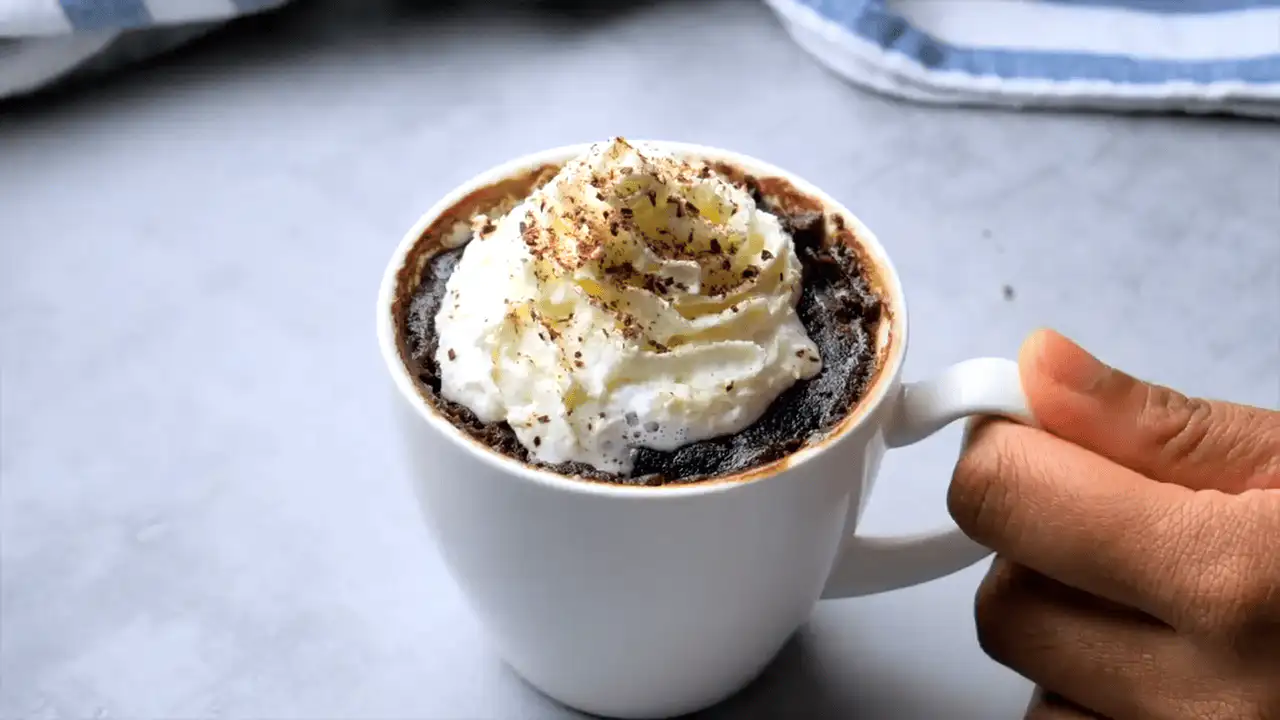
(950, 419, 1280, 644)
(979, 560, 1266, 720)
(1019, 329, 1280, 492)
(1024, 689, 1105, 720)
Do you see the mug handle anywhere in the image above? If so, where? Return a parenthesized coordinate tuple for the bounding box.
(821, 357, 1032, 599)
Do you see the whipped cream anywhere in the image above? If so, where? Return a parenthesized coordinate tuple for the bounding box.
(434, 138, 821, 474)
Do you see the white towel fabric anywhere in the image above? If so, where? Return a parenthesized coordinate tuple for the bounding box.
(764, 0, 1280, 118)
(0, 0, 289, 98)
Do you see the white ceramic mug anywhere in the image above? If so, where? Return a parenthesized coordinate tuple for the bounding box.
(376, 142, 1031, 719)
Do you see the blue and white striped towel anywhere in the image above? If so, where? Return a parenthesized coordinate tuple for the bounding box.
(5, 0, 1280, 117)
(765, 0, 1280, 118)
(0, 0, 289, 99)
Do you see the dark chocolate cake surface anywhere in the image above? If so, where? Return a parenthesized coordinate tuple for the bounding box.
(402, 177, 883, 486)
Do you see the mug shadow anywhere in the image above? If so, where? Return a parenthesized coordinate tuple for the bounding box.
(499, 623, 982, 720)
(683, 626, 847, 720)
(687, 621, 998, 720)
(495, 627, 849, 720)
(691, 617, 1008, 717)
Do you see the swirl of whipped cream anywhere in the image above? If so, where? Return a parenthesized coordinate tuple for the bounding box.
(434, 138, 821, 474)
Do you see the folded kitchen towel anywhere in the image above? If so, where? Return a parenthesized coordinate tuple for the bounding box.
(0, 0, 289, 99)
(763, 0, 1280, 118)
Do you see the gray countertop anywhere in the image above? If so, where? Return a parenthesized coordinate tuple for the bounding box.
(2, 1, 1277, 718)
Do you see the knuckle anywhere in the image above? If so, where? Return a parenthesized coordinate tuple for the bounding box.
(1239, 411, 1280, 488)
(949, 421, 1022, 545)
(973, 560, 1024, 667)
(1137, 383, 1216, 467)
(974, 564, 1074, 680)
(1229, 567, 1280, 640)
(1197, 577, 1263, 649)
(1180, 493, 1280, 647)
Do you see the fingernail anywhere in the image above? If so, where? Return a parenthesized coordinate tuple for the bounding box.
(1025, 329, 1111, 394)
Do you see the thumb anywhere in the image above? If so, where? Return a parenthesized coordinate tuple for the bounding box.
(1018, 329, 1280, 493)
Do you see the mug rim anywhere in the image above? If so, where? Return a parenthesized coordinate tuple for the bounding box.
(376, 140, 910, 498)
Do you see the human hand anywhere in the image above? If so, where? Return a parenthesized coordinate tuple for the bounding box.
(948, 329, 1280, 720)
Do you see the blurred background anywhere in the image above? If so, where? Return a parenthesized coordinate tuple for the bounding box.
(2, 1, 1278, 718)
